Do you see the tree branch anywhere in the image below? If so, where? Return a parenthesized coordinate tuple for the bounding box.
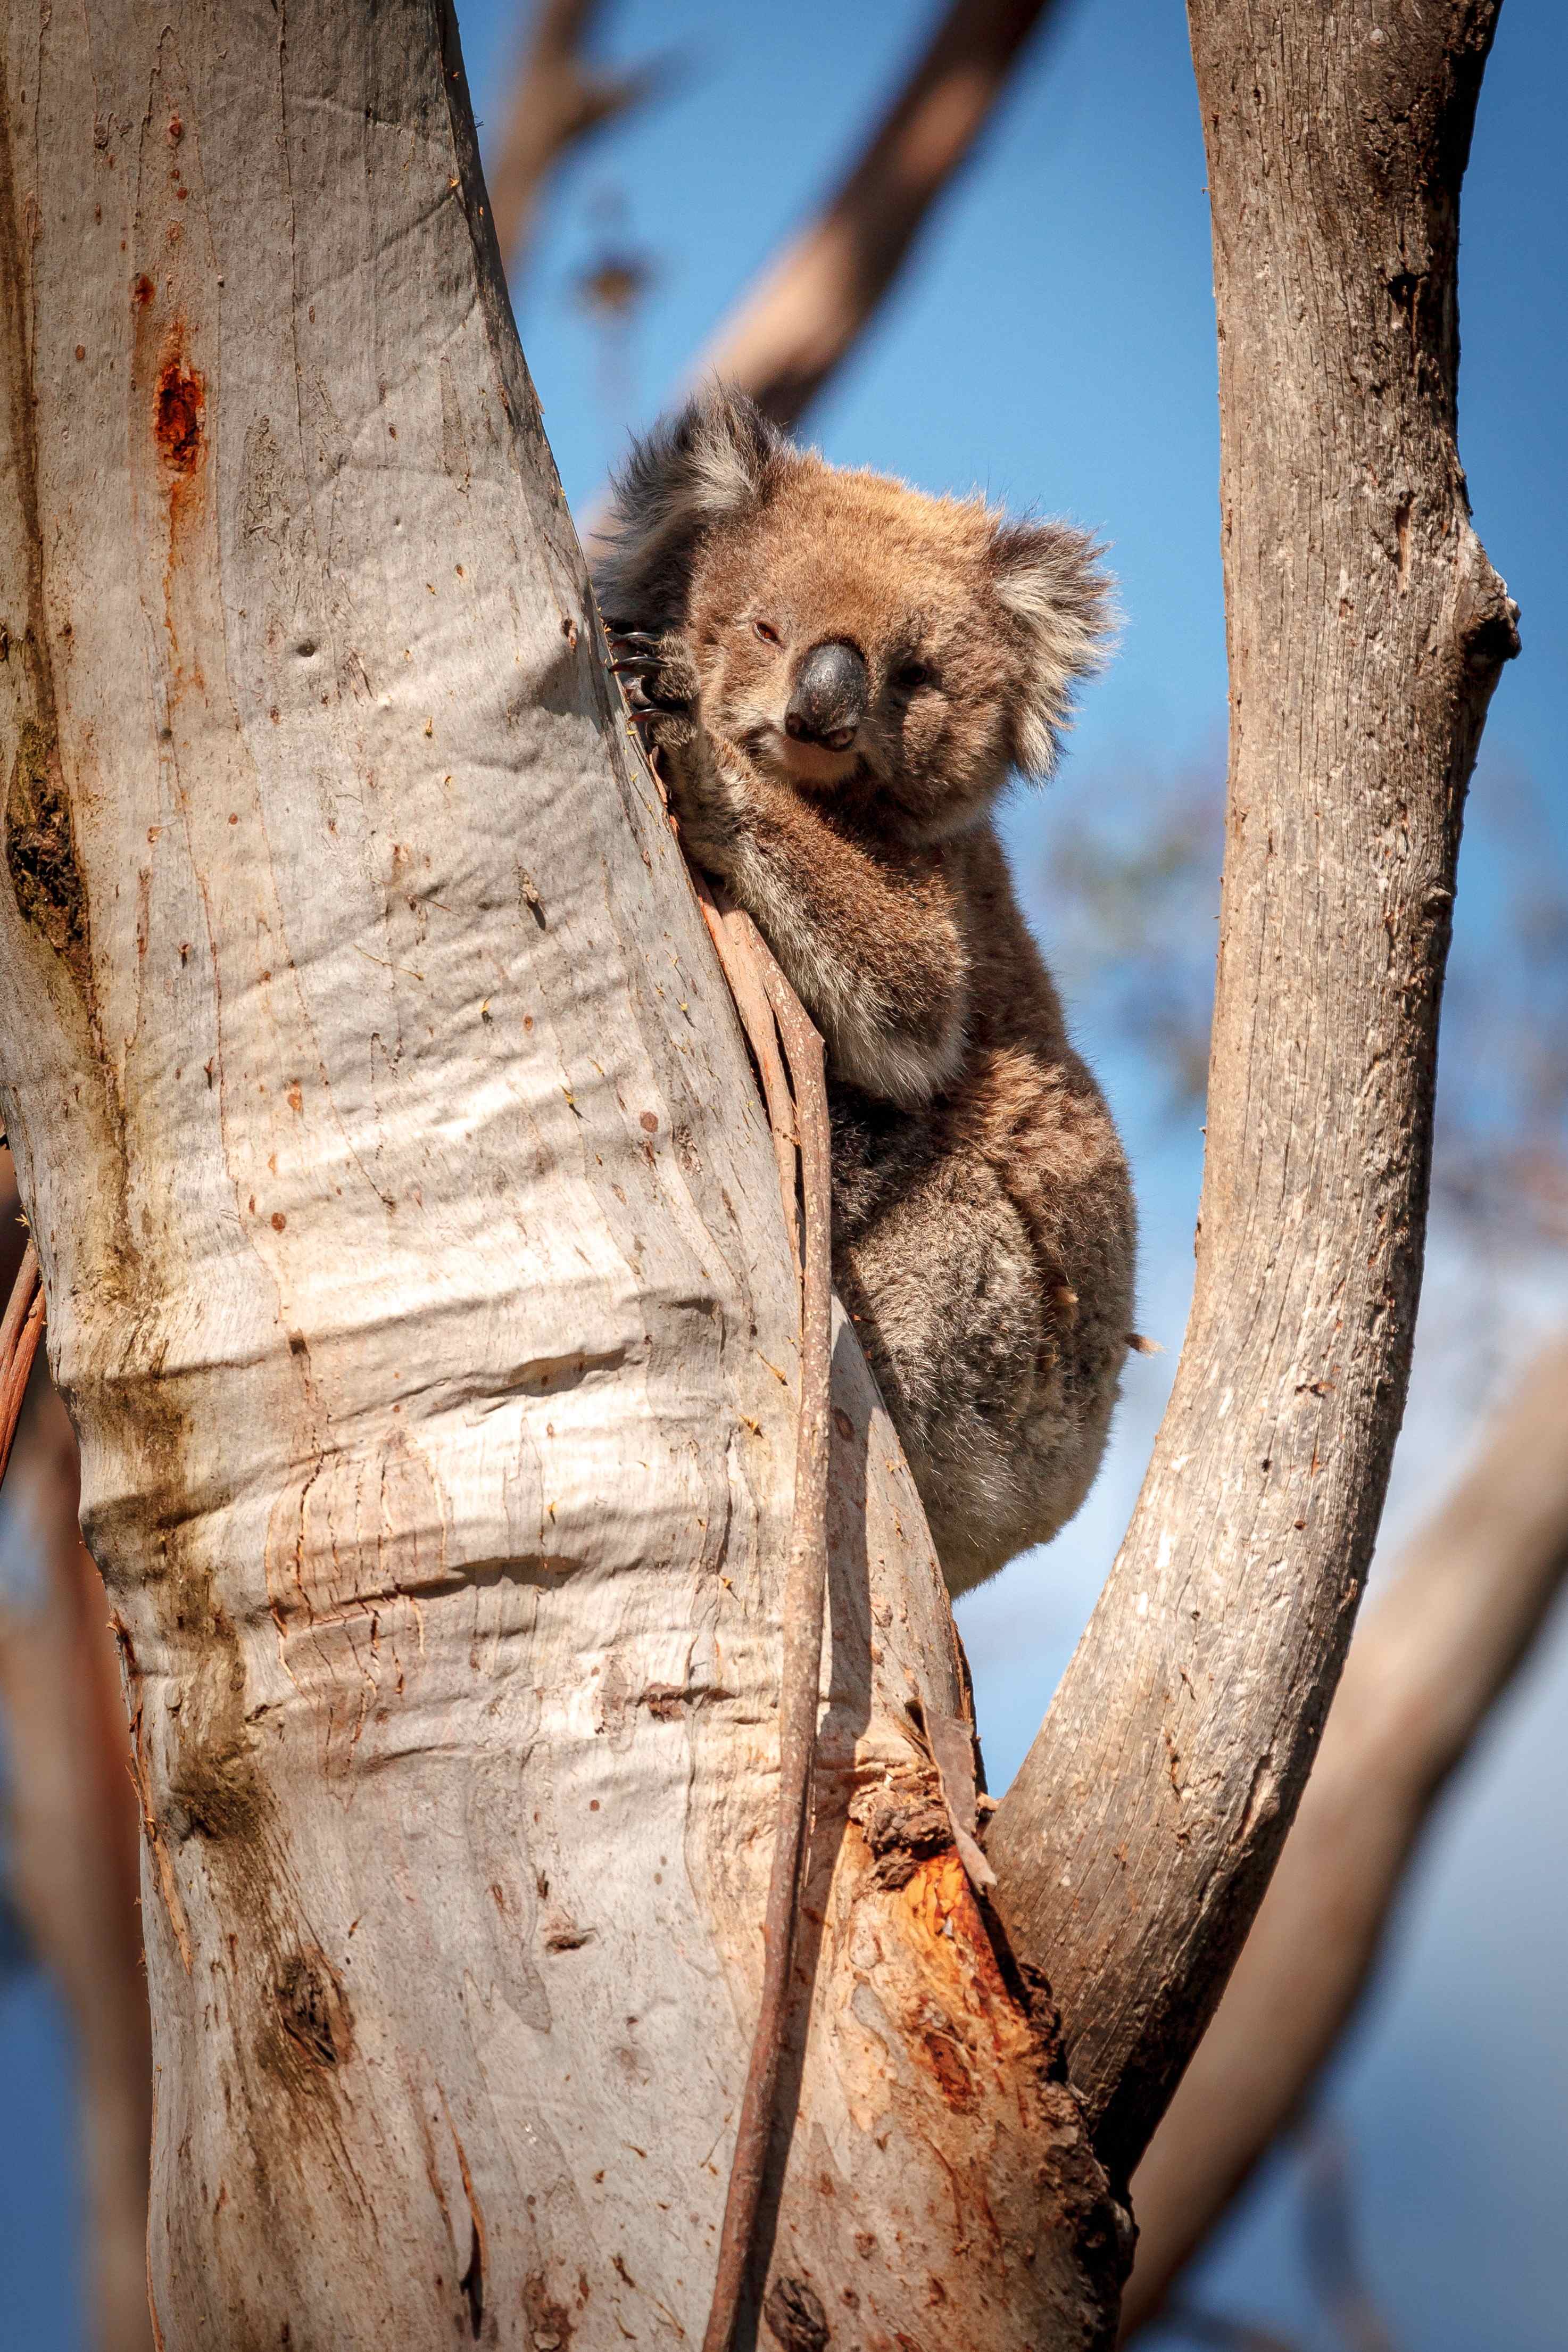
(987, 0, 1518, 2183)
(678, 0, 1060, 432)
(488, 0, 666, 282)
(1120, 1332, 1568, 2337)
(0, 1372, 152, 2352)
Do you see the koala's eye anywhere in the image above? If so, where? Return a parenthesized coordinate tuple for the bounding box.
(752, 619, 782, 647)
(893, 659, 931, 692)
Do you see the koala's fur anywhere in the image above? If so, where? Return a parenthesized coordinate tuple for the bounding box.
(595, 385, 1135, 1595)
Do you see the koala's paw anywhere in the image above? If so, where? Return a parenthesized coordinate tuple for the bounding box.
(604, 624, 741, 867)
(605, 625, 699, 766)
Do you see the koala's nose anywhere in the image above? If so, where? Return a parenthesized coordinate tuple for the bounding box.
(784, 640, 868, 752)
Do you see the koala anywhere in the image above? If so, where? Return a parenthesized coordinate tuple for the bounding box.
(594, 385, 1135, 1595)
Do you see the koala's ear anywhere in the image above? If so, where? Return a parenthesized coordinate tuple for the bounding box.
(988, 520, 1115, 779)
(592, 382, 784, 631)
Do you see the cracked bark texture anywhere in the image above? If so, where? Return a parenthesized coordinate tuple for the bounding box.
(988, 0, 1517, 2184)
(0, 2, 1119, 2345)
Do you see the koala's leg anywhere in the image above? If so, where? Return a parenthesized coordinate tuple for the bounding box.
(834, 1143, 1068, 1595)
(614, 633, 970, 1110)
(948, 1042, 1136, 1448)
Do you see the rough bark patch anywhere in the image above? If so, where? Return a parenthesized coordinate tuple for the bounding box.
(6, 717, 92, 998)
(154, 345, 204, 475)
(764, 2273, 829, 2350)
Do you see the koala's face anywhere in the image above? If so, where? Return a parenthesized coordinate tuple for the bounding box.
(685, 472, 1016, 830)
(595, 387, 1112, 841)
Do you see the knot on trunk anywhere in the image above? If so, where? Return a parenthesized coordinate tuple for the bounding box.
(850, 1767, 951, 1890)
(274, 1948, 353, 2072)
(763, 2273, 829, 2351)
(1455, 527, 1521, 680)
(6, 715, 93, 1001)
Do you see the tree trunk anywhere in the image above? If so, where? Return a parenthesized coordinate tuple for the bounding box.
(0, 3, 1115, 2344)
(989, 0, 1517, 2184)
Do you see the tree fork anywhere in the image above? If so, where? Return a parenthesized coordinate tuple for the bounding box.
(989, 0, 1517, 2182)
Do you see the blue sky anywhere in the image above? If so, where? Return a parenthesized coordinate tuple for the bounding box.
(3, 5, 1565, 2344)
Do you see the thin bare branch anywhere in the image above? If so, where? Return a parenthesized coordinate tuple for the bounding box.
(575, 0, 1062, 559)
(488, 0, 667, 281)
(0, 1236, 43, 1486)
(1301, 2126, 1402, 2352)
(1121, 1334, 1568, 2337)
(694, 0, 1060, 432)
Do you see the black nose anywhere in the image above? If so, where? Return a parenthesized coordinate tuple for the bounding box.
(784, 640, 867, 752)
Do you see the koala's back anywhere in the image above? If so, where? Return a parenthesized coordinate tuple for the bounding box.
(831, 823, 1134, 1592)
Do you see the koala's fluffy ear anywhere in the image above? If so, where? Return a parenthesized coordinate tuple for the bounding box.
(593, 382, 784, 631)
(988, 520, 1115, 780)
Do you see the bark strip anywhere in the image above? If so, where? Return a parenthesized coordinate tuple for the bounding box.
(0, 1236, 43, 1481)
(698, 901, 832, 2352)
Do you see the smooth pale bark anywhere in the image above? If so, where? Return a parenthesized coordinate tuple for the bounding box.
(1121, 1334, 1568, 2335)
(988, 0, 1518, 2181)
(0, 3, 1117, 2345)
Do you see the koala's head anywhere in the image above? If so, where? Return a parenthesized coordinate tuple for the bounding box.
(593, 383, 1113, 839)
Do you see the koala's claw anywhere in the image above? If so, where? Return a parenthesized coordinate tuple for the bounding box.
(609, 630, 696, 717)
